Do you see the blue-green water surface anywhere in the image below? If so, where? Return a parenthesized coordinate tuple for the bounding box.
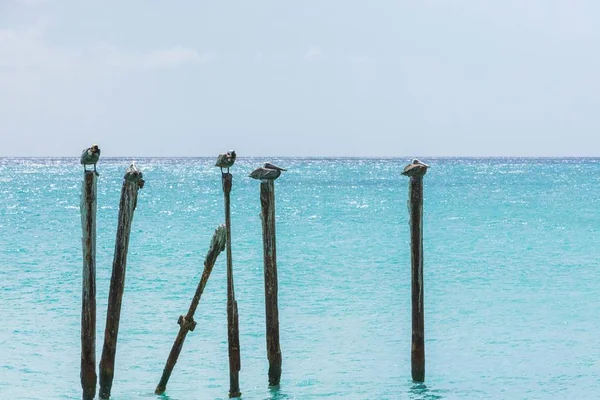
(1, 157, 599, 399)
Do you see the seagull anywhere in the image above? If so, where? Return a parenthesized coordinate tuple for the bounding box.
(249, 162, 287, 181)
(215, 150, 237, 173)
(402, 159, 429, 177)
(80, 144, 101, 176)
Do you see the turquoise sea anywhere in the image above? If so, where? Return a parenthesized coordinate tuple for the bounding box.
(1, 157, 599, 400)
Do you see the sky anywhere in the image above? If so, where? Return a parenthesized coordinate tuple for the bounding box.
(0, 1, 599, 157)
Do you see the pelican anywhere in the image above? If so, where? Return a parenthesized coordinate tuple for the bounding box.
(402, 159, 429, 177)
(215, 150, 236, 173)
(125, 161, 145, 188)
(80, 144, 101, 176)
(249, 162, 287, 181)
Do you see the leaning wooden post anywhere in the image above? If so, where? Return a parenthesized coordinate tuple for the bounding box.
(222, 172, 242, 398)
(402, 159, 429, 383)
(155, 225, 227, 395)
(249, 162, 287, 386)
(80, 171, 97, 400)
(99, 164, 145, 399)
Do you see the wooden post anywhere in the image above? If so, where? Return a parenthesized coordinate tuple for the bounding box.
(403, 161, 427, 382)
(155, 225, 227, 395)
(99, 164, 144, 399)
(80, 171, 97, 400)
(260, 180, 282, 386)
(222, 173, 242, 398)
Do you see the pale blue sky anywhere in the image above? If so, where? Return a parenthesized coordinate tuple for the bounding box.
(1, 1, 598, 157)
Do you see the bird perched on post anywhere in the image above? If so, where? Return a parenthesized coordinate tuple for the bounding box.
(80, 144, 101, 176)
(215, 150, 237, 173)
(125, 161, 145, 188)
(249, 162, 287, 181)
(402, 159, 429, 177)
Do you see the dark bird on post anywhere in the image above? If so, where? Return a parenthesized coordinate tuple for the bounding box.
(249, 162, 287, 181)
(215, 150, 237, 173)
(402, 159, 429, 177)
(80, 144, 101, 176)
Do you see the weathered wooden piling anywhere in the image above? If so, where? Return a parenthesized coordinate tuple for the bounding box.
(260, 180, 282, 386)
(155, 225, 227, 395)
(222, 172, 242, 398)
(402, 160, 428, 382)
(80, 171, 97, 400)
(99, 164, 145, 399)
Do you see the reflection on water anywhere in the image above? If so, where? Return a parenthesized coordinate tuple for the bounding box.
(264, 386, 289, 400)
(409, 382, 444, 400)
(155, 393, 176, 400)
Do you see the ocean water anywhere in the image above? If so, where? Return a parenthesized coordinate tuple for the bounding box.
(1, 157, 599, 400)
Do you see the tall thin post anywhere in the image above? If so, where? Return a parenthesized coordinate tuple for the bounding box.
(99, 164, 144, 399)
(155, 225, 227, 395)
(260, 180, 282, 386)
(80, 171, 97, 400)
(222, 173, 241, 398)
(402, 160, 428, 382)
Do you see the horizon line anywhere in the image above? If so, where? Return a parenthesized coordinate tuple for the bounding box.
(1, 155, 600, 159)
